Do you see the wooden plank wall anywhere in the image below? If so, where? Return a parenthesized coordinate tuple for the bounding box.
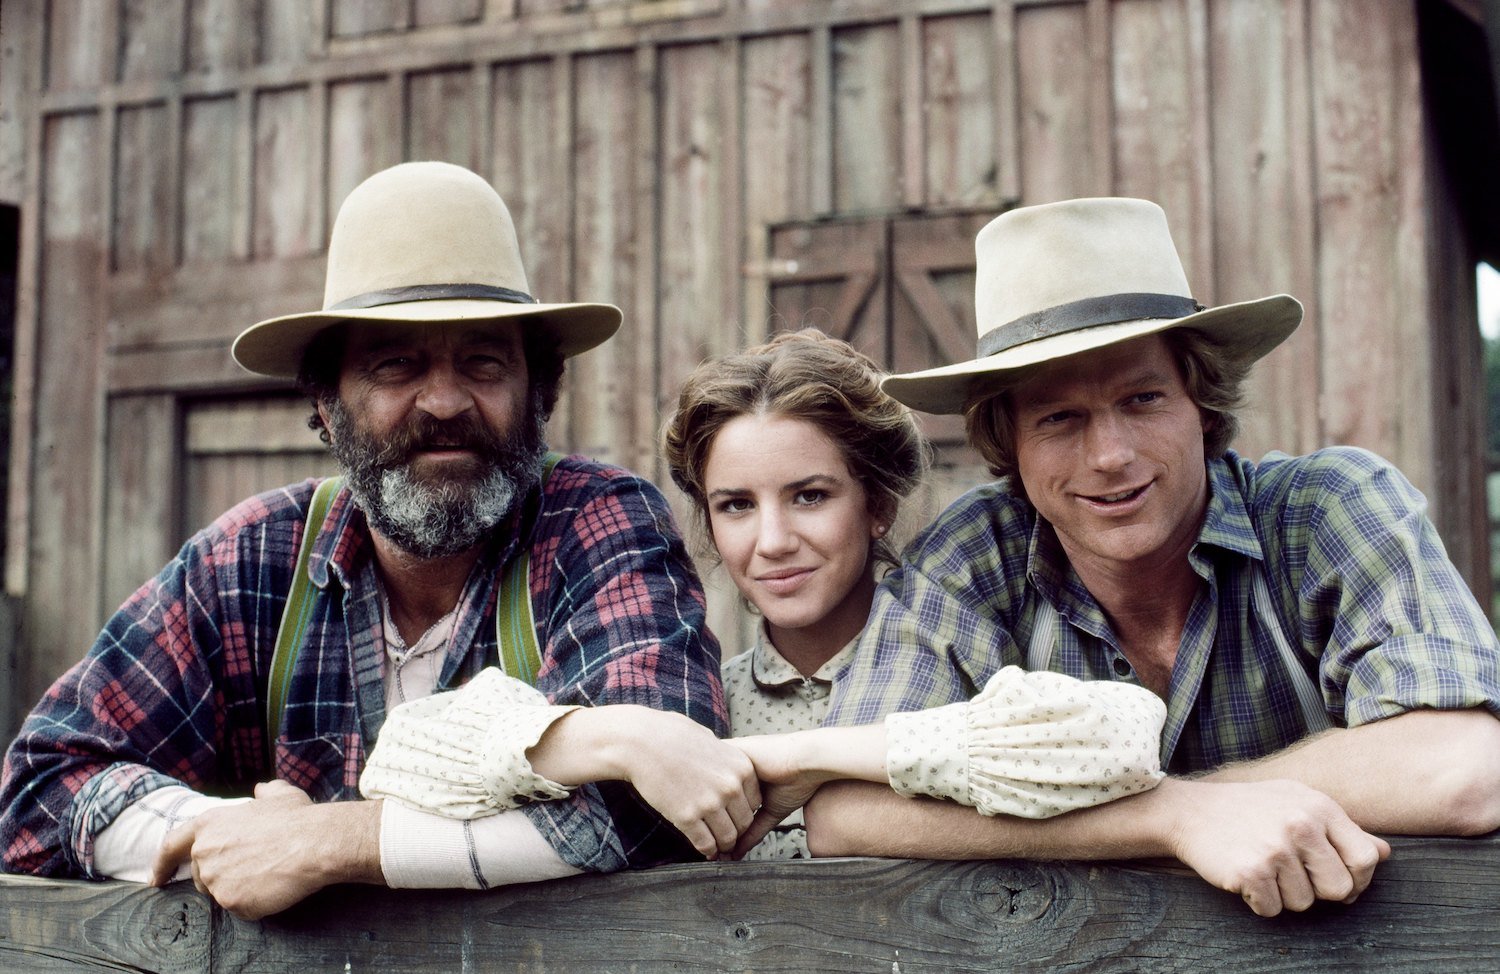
(4, 0, 1487, 721)
(1, 834, 1498, 971)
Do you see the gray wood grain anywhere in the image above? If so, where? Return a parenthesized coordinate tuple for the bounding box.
(1, 835, 1495, 973)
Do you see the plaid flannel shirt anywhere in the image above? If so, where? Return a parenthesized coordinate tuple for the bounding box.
(826, 447, 1500, 772)
(1, 454, 726, 878)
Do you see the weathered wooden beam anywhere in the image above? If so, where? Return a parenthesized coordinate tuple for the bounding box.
(33, 0, 1072, 115)
(0, 871, 212, 972)
(1, 836, 1497, 972)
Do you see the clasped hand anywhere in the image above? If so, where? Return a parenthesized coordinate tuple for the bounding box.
(151, 779, 380, 921)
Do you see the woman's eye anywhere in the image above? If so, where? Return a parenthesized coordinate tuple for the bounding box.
(716, 498, 752, 515)
(794, 489, 827, 506)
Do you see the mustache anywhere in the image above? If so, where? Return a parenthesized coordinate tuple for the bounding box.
(363, 413, 509, 468)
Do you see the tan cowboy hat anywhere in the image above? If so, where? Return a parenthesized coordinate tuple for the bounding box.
(232, 161, 622, 378)
(881, 197, 1302, 414)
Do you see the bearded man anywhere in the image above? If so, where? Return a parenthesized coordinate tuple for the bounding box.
(0, 162, 753, 919)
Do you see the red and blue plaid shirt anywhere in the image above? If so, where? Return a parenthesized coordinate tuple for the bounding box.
(1, 454, 726, 878)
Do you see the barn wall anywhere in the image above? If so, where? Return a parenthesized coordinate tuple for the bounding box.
(2, 0, 1486, 720)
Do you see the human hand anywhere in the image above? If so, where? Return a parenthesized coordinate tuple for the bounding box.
(1162, 778, 1391, 916)
(727, 733, 832, 859)
(151, 780, 381, 920)
(607, 708, 762, 860)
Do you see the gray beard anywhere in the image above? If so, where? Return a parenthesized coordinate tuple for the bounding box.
(322, 394, 546, 559)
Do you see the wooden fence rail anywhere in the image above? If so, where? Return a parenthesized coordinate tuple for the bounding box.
(1, 835, 1498, 972)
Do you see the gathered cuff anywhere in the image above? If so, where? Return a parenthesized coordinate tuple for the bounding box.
(478, 705, 578, 807)
(885, 666, 1166, 819)
(360, 668, 578, 819)
(886, 702, 970, 805)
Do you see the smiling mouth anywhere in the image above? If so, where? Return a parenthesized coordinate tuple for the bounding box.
(757, 569, 813, 594)
(1085, 485, 1147, 504)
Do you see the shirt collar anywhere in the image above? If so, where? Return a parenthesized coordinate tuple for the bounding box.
(308, 483, 367, 590)
(1192, 451, 1263, 561)
(749, 622, 861, 689)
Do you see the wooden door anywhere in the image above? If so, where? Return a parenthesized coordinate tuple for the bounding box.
(766, 210, 998, 529)
(181, 394, 336, 538)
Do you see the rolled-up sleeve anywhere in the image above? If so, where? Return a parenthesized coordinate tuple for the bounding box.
(1287, 449, 1500, 726)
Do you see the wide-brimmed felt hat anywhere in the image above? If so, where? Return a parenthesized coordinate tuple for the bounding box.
(880, 197, 1302, 414)
(232, 161, 622, 378)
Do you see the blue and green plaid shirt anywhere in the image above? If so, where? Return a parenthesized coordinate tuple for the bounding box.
(826, 447, 1500, 773)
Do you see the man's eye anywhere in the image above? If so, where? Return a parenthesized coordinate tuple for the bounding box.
(1131, 391, 1162, 405)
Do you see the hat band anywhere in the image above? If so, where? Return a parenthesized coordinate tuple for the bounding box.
(977, 292, 1202, 358)
(328, 283, 538, 312)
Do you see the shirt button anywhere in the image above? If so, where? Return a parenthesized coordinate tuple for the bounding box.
(1112, 657, 1132, 677)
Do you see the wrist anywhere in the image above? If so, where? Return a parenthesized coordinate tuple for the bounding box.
(569, 705, 653, 784)
(783, 729, 833, 783)
(309, 799, 385, 886)
(1146, 778, 1198, 858)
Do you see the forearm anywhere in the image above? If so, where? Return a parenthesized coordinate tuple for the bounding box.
(147, 782, 385, 920)
(102, 788, 379, 888)
(805, 774, 1392, 918)
(532, 706, 759, 860)
(526, 705, 667, 786)
(752, 667, 1165, 829)
(760, 725, 891, 787)
(803, 777, 1181, 861)
(363, 672, 755, 864)
(1204, 707, 1500, 835)
(378, 800, 581, 888)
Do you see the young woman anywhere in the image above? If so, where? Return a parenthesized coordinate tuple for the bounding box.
(658, 329, 926, 857)
(360, 330, 1168, 863)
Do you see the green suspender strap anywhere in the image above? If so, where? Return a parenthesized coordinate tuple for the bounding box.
(494, 450, 565, 686)
(264, 452, 565, 763)
(265, 476, 342, 764)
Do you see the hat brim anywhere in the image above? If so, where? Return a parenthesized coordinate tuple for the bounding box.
(881, 294, 1302, 414)
(231, 298, 624, 378)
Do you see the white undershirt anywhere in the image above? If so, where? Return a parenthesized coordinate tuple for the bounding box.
(93, 593, 578, 888)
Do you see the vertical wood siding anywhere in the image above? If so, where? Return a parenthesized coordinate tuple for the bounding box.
(4, 0, 1488, 714)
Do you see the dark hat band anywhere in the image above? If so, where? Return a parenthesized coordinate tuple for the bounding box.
(977, 292, 1203, 358)
(328, 283, 538, 312)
